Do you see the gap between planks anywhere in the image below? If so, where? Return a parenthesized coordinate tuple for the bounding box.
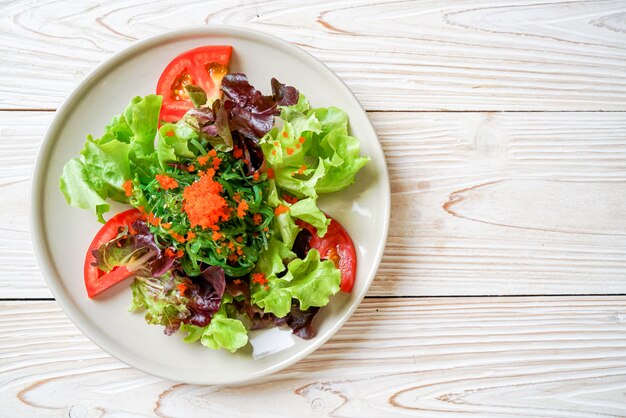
(3, 294, 626, 302)
(3, 109, 626, 113)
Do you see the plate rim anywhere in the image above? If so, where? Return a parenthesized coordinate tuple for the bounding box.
(30, 24, 390, 385)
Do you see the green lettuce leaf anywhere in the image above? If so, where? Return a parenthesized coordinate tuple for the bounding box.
(81, 137, 131, 200)
(180, 294, 248, 352)
(261, 95, 369, 200)
(59, 158, 110, 222)
(123, 95, 162, 156)
(254, 202, 297, 280)
(280, 93, 310, 120)
(100, 114, 133, 144)
(271, 160, 326, 199)
(288, 197, 329, 237)
(59, 94, 162, 221)
(313, 129, 369, 194)
(157, 123, 196, 169)
(60, 136, 132, 222)
(251, 249, 341, 318)
(98, 95, 162, 151)
(184, 84, 208, 107)
(274, 210, 299, 249)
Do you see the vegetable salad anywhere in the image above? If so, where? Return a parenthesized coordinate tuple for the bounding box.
(60, 46, 368, 353)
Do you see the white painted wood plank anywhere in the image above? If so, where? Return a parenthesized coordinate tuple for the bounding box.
(1, 0, 626, 111)
(1, 298, 626, 417)
(376, 111, 626, 296)
(0, 111, 49, 298)
(2, 111, 626, 298)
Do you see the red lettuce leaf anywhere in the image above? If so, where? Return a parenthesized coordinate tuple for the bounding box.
(93, 219, 177, 278)
(183, 265, 226, 327)
(245, 302, 320, 340)
(271, 78, 299, 106)
(182, 100, 233, 150)
(221, 73, 298, 140)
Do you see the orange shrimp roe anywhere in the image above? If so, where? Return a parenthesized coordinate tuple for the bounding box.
(122, 180, 133, 197)
(233, 145, 243, 159)
(156, 174, 178, 190)
(147, 213, 161, 226)
(251, 273, 268, 285)
(237, 199, 249, 218)
(232, 193, 249, 218)
(253, 213, 263, 225)
(170, 231, 186, 243)
(197, 155, 210, 166)
(182, 169, 229, 230)
(274, 205, 289, 216)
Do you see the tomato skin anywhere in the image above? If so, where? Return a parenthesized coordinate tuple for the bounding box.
(84, 209, 142, 298)
(156, 45, 232, 122)
(298, 217, 357, 292)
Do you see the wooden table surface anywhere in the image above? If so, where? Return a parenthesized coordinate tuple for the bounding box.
(2, 1, 626, 417)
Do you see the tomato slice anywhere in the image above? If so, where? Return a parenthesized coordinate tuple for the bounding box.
(84, 209, 142, 298)
(156, 45, 232, 123)
(297, 217, 357, 292)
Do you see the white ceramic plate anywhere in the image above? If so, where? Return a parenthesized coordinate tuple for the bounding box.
(31, 26, 389, 385)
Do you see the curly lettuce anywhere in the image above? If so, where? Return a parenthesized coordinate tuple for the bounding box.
(180, 294, 248, 352)
(260, 94, 369, 199)
(129, 275, 191, 335)
(251, 248, 341, 318)
(60, 94, 162, 222)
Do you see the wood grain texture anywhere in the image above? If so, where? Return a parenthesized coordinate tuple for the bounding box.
(0, 112, 48, 298)
(376, 110, 626, 296)
(3, 111, 626, 298)
(3, 1, 626, 416)
(1, 0, 626, 111)
(1, 298, 626, 417)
